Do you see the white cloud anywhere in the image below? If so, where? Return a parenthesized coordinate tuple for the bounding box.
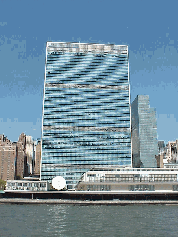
(0, 22, 7, 26)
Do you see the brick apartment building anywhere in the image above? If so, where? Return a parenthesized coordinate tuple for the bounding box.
(0, 133, 41, 181)
(0, 135, 16, 180)
(33, 140, 41, 176)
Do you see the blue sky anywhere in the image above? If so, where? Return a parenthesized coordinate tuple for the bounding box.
(0, 0, 178, 143)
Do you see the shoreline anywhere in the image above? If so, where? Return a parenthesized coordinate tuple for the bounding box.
(1, 198, 178, 205)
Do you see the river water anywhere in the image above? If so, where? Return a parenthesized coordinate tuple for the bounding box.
(0, 204, 178, 237)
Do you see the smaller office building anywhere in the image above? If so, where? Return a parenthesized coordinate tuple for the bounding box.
(131, 95, 158, 168)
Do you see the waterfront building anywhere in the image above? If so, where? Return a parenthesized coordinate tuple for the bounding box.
(16, 133, 39, 178)
(16, 141, 26, 178)
(165, 140, 178, 163)
(33, 140, 41, 176)
(6, 180, 49, 191)
(155, 152, 164, 168)
(41, 42, 131, 189)
(156, 140, 178, 168)
(77, 167, 178, 191)
(0, 135, 16, 180)
(131, 95, 158, 168)
(26, 136, 34, 175)
(15, 133, 28, 178)
(158, 141, 165, 153)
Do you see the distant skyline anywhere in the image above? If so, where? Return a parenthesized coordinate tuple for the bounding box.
(0, 0, 178, 143)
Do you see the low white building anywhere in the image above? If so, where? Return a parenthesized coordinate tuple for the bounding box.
(5, 180, 50, 192)
(77, 167, 178, 192)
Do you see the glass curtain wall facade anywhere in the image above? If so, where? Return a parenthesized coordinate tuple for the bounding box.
(41, 42, 131, 189)
(131, 95, 158, 168)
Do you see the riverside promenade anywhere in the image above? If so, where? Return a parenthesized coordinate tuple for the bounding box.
(1, 198, 178, 205)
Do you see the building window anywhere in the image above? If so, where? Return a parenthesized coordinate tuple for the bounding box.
(129, 184, 155, 191)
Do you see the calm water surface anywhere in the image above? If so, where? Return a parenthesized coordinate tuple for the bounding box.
(0, 204, 178, 237)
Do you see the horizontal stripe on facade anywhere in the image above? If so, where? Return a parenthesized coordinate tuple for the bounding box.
(45, 83, 129, 90)
(43, 126, 130, 132)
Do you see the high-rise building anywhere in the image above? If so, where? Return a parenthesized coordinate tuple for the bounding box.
(0, 135, 16, 180)
(131, 95, 158, 168)
(41, 42, 131, 189)
(15, 141, 25, 178)
(156, 140, 178, 166)
(15, 133, 27, 178)
(33, 140, 41, 176)
(26, 135, 34, 175)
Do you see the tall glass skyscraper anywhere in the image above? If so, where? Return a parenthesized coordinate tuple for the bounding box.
(131, 95, 158, 168)
(41, 42, 131, 189)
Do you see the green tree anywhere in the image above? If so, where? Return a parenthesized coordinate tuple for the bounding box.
(15, 175, 22, 180)
(0, 179, 6, 190)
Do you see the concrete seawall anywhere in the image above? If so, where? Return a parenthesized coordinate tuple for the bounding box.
(1, 198, 178, 205)
(3, 190, 178, 201)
